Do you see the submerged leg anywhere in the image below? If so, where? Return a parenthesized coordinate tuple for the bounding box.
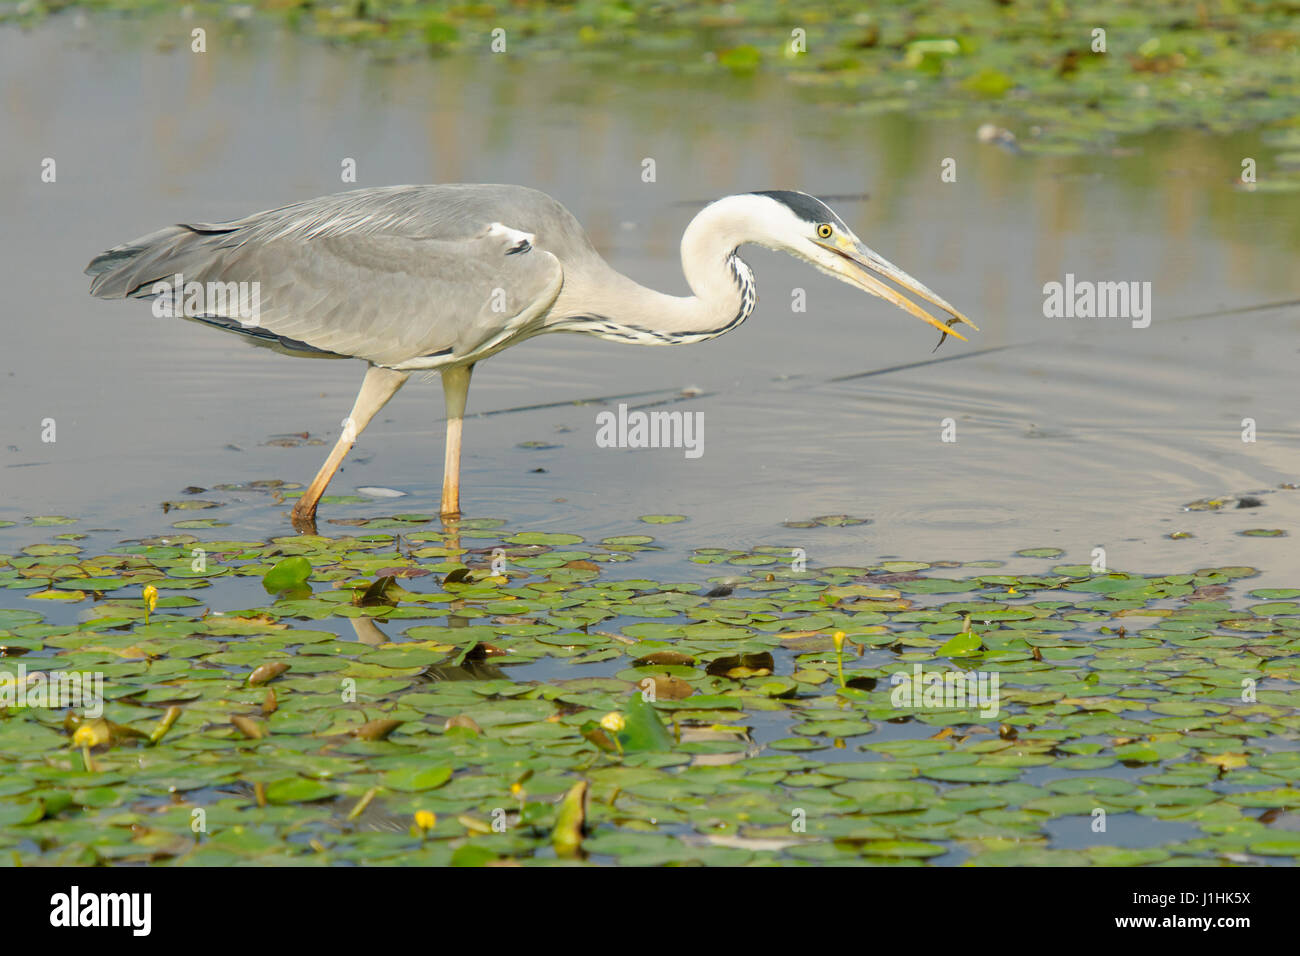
(291, 364, 409, 526)
(440, 363, 475, 519)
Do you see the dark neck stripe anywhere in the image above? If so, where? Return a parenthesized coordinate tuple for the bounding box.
(571, 249, 756, 345)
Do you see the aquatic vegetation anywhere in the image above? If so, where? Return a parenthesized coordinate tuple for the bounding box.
(1, 512, 1298, 865)
(9, 1, 1298, 158)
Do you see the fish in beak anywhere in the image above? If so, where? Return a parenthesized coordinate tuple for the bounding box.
(814, 233, 979, 344)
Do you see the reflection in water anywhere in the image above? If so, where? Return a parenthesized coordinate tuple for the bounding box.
(348, 618, 388, 648)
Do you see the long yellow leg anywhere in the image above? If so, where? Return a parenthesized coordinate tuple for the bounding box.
(291, 364, 409, 526)
(440, 363, 474, 519)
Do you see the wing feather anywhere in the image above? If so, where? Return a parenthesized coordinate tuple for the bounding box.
(86, 185, 573, 367)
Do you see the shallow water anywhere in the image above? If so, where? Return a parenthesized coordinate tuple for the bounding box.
(4, 18, 1300, 585)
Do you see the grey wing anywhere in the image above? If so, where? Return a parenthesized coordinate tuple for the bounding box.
(187, 230, 563, 367)
(85, 185, 570, 368)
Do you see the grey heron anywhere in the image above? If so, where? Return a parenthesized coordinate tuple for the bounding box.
(85, 185, 976, 524)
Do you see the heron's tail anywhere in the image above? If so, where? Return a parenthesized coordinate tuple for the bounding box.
(84, 224, 231, 299)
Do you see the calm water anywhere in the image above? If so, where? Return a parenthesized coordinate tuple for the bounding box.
(2, 17, 1300, 583)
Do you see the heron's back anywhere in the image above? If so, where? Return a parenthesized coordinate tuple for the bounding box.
(85, 184, 587, 366)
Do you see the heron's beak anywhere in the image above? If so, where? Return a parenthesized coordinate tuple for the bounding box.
(815, 236, 979, 341)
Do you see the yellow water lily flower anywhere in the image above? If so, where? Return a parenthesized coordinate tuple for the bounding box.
(413, 810, 436, 831)
(599, 712, 626, 733)
(142, 584, 158, 623)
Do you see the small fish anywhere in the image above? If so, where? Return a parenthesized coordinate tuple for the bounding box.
(931, 316, 963, 352)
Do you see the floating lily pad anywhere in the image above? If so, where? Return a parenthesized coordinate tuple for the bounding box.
(782, 515, 871, 528)
(263, 556, 312, 593)
(0, 511, 1296, 867)
(504, 532, 584, 546)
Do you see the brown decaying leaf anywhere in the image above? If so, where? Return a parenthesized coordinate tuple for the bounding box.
(375, 566, 431, 579)
(637, 674, 693, 700)
(231, 715, 266, 739)
(580, 722, 618, 752)
(148, 706, 183, 745)
(706, 652, 774, 679)
(355, 719, 405, 741)
(248, 661, 290, 686)
(634, 650, 696, 667)
(865, 572, 927, 584)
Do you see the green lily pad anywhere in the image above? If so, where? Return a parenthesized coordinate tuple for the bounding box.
(263, 556, 312, 593)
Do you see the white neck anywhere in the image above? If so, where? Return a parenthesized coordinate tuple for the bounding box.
(551, 194, 798, 344)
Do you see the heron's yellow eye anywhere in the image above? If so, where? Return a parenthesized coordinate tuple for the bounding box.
(816, 224, 833, 239)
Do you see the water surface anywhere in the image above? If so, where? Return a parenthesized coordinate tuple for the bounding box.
(2, 18, 1299, 582)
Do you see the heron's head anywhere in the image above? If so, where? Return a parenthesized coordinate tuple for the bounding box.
(747, 190, 978, 341)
